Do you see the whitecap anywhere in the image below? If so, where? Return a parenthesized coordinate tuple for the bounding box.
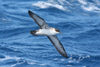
(27, 62, 36, 65)
(11, 58, 38, 67)
(78, 0, 100, 12)
(53, 58, 58, 61)
(60, 58, 65, 61)
(78, 0, 87, 5)
(39, 63, 47, 66)
(32, 1, 66, 11)
(81, 5, 100, 12)
(69, 57, 73, 60)
(58, 0, 71, 5)
(0, 55, 22, 67)
(0, 55, 20, 62)
(68, 60, 74, 63)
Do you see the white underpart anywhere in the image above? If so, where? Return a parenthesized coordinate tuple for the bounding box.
(36, 28, 59, 35)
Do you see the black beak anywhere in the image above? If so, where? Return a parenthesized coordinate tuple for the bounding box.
(56, 29, 60, 32)
(30, 30, 37, 35)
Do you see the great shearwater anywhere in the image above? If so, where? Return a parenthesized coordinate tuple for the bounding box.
(28, 10, 68, 58)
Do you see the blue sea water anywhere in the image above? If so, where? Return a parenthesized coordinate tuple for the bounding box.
(0, 0, 100, 67)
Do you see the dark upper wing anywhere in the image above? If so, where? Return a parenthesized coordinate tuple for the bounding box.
(47, 35, 68, 58)
(28, 10, 49, 29)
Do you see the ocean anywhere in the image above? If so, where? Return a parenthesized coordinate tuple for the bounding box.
(0, 0, 100, 67)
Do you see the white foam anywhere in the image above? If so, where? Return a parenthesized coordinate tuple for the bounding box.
(32, 1, 66, 11)
(58, 0, 70, 5)
(58, 0, 66, 5)
(11, 58, 38, 67)
(68, 60, 74, 63)
(78, 0, 100, 12)
(78, 0, 87, 5)
(60, 58, 65, 61)
(11, 60, 25, 67)
(82, 5, 100, 12)
(69, 57, 73, 60)
(53, 58, 58, 60)
(0, 56, 20, 62)
(39, 63, 47, 66)
(27, 61, 36, 65)
(26, 59, 38, 65)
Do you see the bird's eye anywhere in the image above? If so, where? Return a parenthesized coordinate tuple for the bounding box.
(55, 29, 60, 32)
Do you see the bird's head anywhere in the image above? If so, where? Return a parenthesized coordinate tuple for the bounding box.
(53, 28, 60, 34)
(50, 28, 60, 34)
(55, 29, 60, 33)
(30, 30, 37, 35)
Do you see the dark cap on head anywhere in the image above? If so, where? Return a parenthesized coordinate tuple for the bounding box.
(30, 30, 37, 35)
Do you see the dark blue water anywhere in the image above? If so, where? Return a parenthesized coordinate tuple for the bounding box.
(0, 0, 100, 67)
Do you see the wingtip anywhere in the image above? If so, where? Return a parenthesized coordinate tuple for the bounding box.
(28, 10, 35, 18)
(28, 10, 32, 16)
(63, 54, 69, 58)
(28, 10, 31, 13)
(61, 52, 68, 58)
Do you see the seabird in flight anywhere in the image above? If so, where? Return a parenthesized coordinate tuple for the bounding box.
(28, 10, 68, 58)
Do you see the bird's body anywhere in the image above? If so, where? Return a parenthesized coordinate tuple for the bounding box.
(31, 27, 60, 36)
(28, 10, 68, 58)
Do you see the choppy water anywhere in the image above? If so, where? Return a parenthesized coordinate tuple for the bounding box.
(0, 0, 100, 67)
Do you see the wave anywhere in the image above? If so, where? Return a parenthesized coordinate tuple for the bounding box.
(32, 0, 100, 13)
(0, 54, 99, 67)
(32, 1, 66, 11)
(76, 29, 100, 41)
(81, 5, 100, 12)
(0, 44, 22, 54)
(0, 55, 48, 67)
(78, 0, 87, 5)
(78, 0, 100, 12)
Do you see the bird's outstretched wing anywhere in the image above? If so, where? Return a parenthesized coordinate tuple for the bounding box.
(47, 35, 68, 58)
(28, 10, 49, 29)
